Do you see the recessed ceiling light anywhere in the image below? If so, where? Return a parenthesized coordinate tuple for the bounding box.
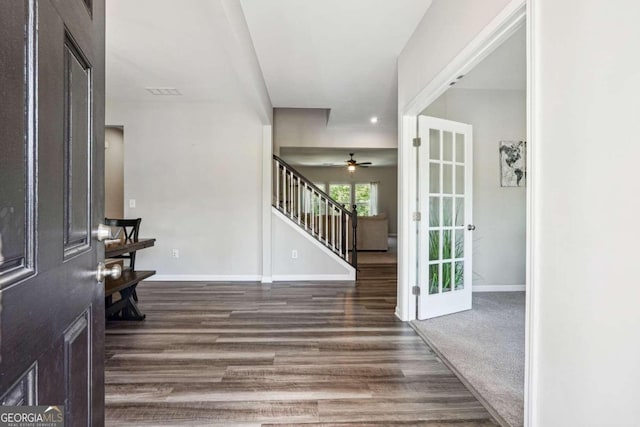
(370, 117, 378, 124)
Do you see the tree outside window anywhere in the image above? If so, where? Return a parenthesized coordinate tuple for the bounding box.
(355, 183, 371, 216)
(327, 183, 376, 216)
(329, 184, 351, 209)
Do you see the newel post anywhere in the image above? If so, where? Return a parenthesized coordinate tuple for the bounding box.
(352, 205, 358, 273)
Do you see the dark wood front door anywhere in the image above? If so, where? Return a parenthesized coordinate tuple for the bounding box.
(0, 0, 105, 425)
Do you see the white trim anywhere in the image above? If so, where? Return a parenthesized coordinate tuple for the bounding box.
(272, 274, 355, 282)
(272, 207, 356, 279)
(403, 0, 527, 117)
(473, 284, 526, 292)
(396, 115, 418, 322)
(525, 1, 538, 425)
(148, 275, 262, 282)
(261, 276, 273, 284)
(262, 126, 273, 280)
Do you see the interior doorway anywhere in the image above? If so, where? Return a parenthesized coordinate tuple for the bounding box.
(105, 126, 124, 218)
(410, 23, 527, 427)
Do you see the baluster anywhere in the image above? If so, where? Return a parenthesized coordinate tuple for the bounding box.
(275, 162, 280, 209)
(325, 199, 329, 244)
(297, 177, 301, 224)
(332, 205, 336, 251)
(281, 166, 286, 213)
(288, 172, 293, 219)
(302, 182, 307, 230)
(319, 198, 323, 240)
(340, 209, 345, 257)
(345, 215, 350, 262)
(311, 191, 316, 235)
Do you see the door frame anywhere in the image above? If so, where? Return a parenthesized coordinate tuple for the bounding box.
(396, 0, 535, 425)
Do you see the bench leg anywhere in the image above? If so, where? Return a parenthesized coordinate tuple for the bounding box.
(106, 284, 146, 321)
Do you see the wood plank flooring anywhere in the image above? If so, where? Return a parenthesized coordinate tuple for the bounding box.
(105, 264, 497, 426)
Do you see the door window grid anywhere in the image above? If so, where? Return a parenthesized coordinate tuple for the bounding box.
(428, 129, 466, 294)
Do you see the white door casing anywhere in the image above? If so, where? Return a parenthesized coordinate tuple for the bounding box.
(418, 116, 473, 319)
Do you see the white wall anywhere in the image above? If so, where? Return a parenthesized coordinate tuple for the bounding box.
(531, 0, 640, 425)
(425, 89, 526, 289)
(398, 0, 512, 111)
(272, 209, 354, 280)
(105, 127, 124, 219)
(274, 108, 397, 152)
(106, 0, 272, 280)
(295, 165, 398, 234)
(106, 101, 266, 279)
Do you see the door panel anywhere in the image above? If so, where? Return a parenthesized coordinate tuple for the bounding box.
(0, 1, 36, 287)
(0, 0, 105, 425)
(418, 116, 473, 319)
(64, 37, 92, 257)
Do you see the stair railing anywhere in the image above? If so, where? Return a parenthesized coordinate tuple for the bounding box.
(273, 155, 357, 269)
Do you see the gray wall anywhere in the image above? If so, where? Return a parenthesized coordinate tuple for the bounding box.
(272, 210, 353, 279)
(425, 88, 526, 288)
(107, 101, 265, 278)
(295, 165, 398, 234)
(105, 127, 124, 219)
(273, 108, 397, 153)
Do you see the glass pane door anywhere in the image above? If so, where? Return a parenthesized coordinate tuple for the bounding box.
(418, 116, 473, 319)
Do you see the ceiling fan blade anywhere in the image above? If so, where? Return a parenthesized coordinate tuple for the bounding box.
(358, 162, 372, 166)
(359, 164, 370, 168)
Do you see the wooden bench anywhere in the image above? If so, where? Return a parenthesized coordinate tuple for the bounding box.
(104, 218, 156, 321)
(105, 269, 155, 320)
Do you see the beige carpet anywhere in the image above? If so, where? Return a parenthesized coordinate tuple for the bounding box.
(411, 292, 525, 427)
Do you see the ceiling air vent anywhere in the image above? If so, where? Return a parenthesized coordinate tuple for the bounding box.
(145, 87, 182, 96)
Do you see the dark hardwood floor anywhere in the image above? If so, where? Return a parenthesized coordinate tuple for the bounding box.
(105, 264, 497, 426)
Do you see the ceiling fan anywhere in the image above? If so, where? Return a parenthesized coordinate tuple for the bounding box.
(345, 153, 372, 172)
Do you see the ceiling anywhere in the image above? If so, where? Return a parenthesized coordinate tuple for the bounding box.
(240, 0, 433, 129)
(453, 26, 526, 91)
(280, 147, 397, 167)
(106, 0, 251, 103)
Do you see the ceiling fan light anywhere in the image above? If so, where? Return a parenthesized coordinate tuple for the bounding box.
(348, 164, 356, 172)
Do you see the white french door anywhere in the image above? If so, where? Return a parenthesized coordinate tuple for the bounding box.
(417, 116, 473, 319)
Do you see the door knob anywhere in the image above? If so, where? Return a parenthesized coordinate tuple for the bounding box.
(96, 262, 122, 282)
(94, 223, 112, 241)
(467, 224, 476, 231)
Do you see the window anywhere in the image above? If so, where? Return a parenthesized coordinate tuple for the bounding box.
(354, 183, 371, 216)
(327, 182, 378, 216)
(329, 184, 351, 209)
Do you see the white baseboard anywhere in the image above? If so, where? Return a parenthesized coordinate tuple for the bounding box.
(272, 274, 355, 282)
(261, 276, 273, 284)
(148, 275, 262, 282)
(473, 284, 526, 292)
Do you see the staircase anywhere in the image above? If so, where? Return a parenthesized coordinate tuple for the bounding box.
(273, 155, 358, 271)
